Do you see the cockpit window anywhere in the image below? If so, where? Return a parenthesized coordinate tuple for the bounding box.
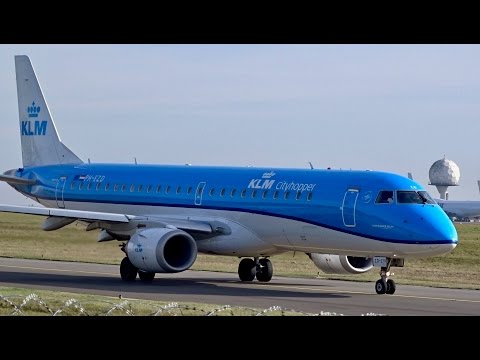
(397, 191, 425, 204)
(376, 190, 394, 204)
(418, 191, 436, 204)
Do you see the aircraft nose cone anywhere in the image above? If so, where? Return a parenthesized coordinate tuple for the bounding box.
(439, 216, 458, 244)
(438, 223, 457, 245)
(431, 212, 458, 255)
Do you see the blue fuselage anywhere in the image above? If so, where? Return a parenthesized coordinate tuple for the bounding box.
(10, 164, 458, 257)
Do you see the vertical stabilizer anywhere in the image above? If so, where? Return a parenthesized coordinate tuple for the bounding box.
(15, 55, 82, 167)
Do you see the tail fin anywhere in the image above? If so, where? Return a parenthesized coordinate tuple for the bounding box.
(15, 55, 82, 167)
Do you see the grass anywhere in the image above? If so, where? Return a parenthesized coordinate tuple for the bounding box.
(0, 213, 479, 290)
(0, 286, 312, 316)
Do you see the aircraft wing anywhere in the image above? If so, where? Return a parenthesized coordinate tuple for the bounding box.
(0, 204, 130, 222)
(0, 204, 215, 234)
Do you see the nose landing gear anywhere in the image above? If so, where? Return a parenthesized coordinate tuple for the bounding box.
(375, 258, 397, 295)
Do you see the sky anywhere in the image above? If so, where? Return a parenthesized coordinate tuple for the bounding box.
(0, 44, 479, 205)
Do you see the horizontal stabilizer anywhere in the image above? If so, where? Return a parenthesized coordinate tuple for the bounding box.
(0, 174, 36, 185)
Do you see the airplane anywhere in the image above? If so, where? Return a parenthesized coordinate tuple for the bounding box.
(0, 55, 458, 295)
(436, 199, 480, 221)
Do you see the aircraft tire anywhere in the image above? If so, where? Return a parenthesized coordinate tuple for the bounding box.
(138, 271, 155, 283)
(386, 279, 396, 295)
(120, 257, 138, 281)
(375, 279, 387, 294)
(256, 258, 273, 282)
(238, 258, 256, 281)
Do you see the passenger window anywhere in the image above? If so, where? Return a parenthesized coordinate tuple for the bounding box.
(307, 192, 313, 201)
(146, 185, 151, 193)
(87, 182, 92, 190)
(241, 189, 246, 198)
(262, 190, 268, 199)
(156, 185, 162, 193)
(187, 186, 192, 195)
(105, 183, 110, 191)
(176, 186, 181, 194)
(165, 185, 170, 194)
(376, 190, 394, 204)
(231, 189, 236, 197)
(96, 182, 101, 191)
(220, 188, 225, 196)
(79, 182, 83, 190)
(121, 184, 126, 192)
(209, 188, 215, 196)
(273, 190, 279, 199)
(114, 184, 119, 192)
(296, 191, 302, 200)
(138, 185, 143, 192)
(70, 182, 76, 190)
(130, 184, 135, 192)
(284, 191, 290, 200)
(252, 190, 257, 198)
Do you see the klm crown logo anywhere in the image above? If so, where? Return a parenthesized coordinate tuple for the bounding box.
(21, 100, 47, 136)
(27, 101, 41, 118)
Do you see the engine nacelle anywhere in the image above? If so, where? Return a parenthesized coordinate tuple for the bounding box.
(308, 253, 373, 275)
(126, 228, 197, 273)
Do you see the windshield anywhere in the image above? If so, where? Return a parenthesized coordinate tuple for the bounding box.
(418, 191, 436, 204)
(397, 190, 435, 204)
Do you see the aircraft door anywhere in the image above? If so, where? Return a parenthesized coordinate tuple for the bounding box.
(342, 188, 359, 227)
(195, 182, 206, 205)
(55, 176, 67, 209)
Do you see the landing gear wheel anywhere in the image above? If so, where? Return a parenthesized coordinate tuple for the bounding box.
(138, 271, 155, 283)
(375, 279, 387, 294)
(238, 258, 256, 281)
(256, 258, 273, 282)
(386, 279, 396, 295)
(120, 257, 138, 281)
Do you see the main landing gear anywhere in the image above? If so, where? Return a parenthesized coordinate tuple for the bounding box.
(375, 258, 396, 295)
(119, 242, 156, 283)
(238, 257, 273, 282)
(119, 256, 156, 283)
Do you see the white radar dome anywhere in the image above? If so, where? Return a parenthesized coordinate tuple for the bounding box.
(429, 157, 460, 186)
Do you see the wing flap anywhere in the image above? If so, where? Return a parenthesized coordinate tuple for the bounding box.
(0, 204, 216, 234)
(0, 204, 130, 223)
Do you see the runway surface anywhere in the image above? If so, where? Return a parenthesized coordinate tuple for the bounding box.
(0, 257, 479, 315)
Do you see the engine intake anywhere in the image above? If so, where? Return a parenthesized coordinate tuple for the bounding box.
(308, 253, 373, 275)
(126, 228, 197, 273)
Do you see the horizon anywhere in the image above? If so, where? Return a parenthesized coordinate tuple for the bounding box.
(1, 44, 479, 205)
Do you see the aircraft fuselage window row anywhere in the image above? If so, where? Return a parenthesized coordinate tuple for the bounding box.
(67, 180, 314, 201)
